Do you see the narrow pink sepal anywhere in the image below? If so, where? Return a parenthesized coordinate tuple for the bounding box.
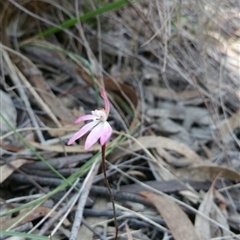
(100, 87, 110, 115)
(67, 120, 99, 145)
(100, 121, 112, 146)
(84, 122, 105, 150)
(74, 114, 95, 124)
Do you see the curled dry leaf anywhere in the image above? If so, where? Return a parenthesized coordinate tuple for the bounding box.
(141, 191, 200, 240)
(24, 153, 92, 170)
(195, 185, 214, 240)
(110, 136, 203, 164)
(16, 56, 75, 125)
(125, 222, 133, 240)
(195, 184, 230, 239)
(216, 109, 240, 138)
(0, 159, 30, 184)
(79, 67, 139, 106)
(0, 206, 70, 230)
(77, 68, 139, 128)
(146, 106, 211, 125)
(146, 86, 201, 101)
(0, 90, 17, 134)
(27, 140, 100, 152)
(175, 165, 240, 181)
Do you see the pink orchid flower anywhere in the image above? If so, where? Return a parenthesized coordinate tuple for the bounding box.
(67, 87, 112, 150)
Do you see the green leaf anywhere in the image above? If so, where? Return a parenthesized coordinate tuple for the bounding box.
(37, 0, 133, 37)
(0, 230, 59, 240)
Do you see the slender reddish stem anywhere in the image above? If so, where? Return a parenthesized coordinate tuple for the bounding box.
(101, 144, 118, 240)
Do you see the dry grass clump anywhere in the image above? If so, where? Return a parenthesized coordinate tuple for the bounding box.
(0, 0, 239, 239)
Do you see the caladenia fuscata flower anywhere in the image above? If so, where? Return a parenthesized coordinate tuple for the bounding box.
(68, 87, 118, 240)
(67, 87, 112, 150)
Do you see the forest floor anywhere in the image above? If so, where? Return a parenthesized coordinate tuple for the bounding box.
(0, 0, 240, 239)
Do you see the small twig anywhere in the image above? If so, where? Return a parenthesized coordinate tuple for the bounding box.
(35, 178, 80, 235)
(69, 160, 99, 240)
(82, 218, 107, 240)
(24, 153, 92, 170)
(10, 173, 228, 205)
(9, 173, 152, 207)
(0, 222, 33, 240)
(2, 158, 47, 194)
(69, 190, 90, 240)
(101, 144, 118, 240)
(2, 50, 45, 143)
(83, 209, 165, 226)
(22, 47, 85, 85)
(51, 192, 81, 237)
(109, 163, 238, 238)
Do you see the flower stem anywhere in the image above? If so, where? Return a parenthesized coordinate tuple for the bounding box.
(101, 144, 118, 240)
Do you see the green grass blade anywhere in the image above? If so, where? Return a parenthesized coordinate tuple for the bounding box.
(0, 230, 59, 240)
(0, 112, 71, 186)
(37, 0, 130, 37)
(0, 152, 100, 217)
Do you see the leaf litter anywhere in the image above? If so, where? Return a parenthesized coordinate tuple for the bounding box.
(0, 0, 240, 239)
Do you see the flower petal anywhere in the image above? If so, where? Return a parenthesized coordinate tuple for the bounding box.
(84, 122, 105, 150)
(74, 114, 96, 124)
(100, 87, 110, 115)
(67, 120, 99, 145)
(100, 121, 112, 146)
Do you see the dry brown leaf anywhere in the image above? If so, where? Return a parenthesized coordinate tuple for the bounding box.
(0, 159, 30, 184)
(125, 222, 133, 240)
(78, 198, 107, 240)
(175, 165, 240, 181)
(104, 76, 138, 111)
(0, 90, 17, 134)
(47, 123, 82, 137)
(195, 185, 214, 239)
(195, 184, 230, 239)
(141, 191, 200, 240)
(147, 106, 211, 125)
(0, 142, 23, 152)
(15, 58, 75, 125)
(79, 68, 138, 107)
(27, 140, 100, 152)
(146, 86, 201, 100)
(211, 204, 230, 237)
(110, 136, 203, 164)
(77, 69, 139, 129)
(16, 68, 62, 128)
(217, 109, 240, 137)
(28, 73, 75, 124)
(0, 206, 70, 230)
(2, 48, 63, 128)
